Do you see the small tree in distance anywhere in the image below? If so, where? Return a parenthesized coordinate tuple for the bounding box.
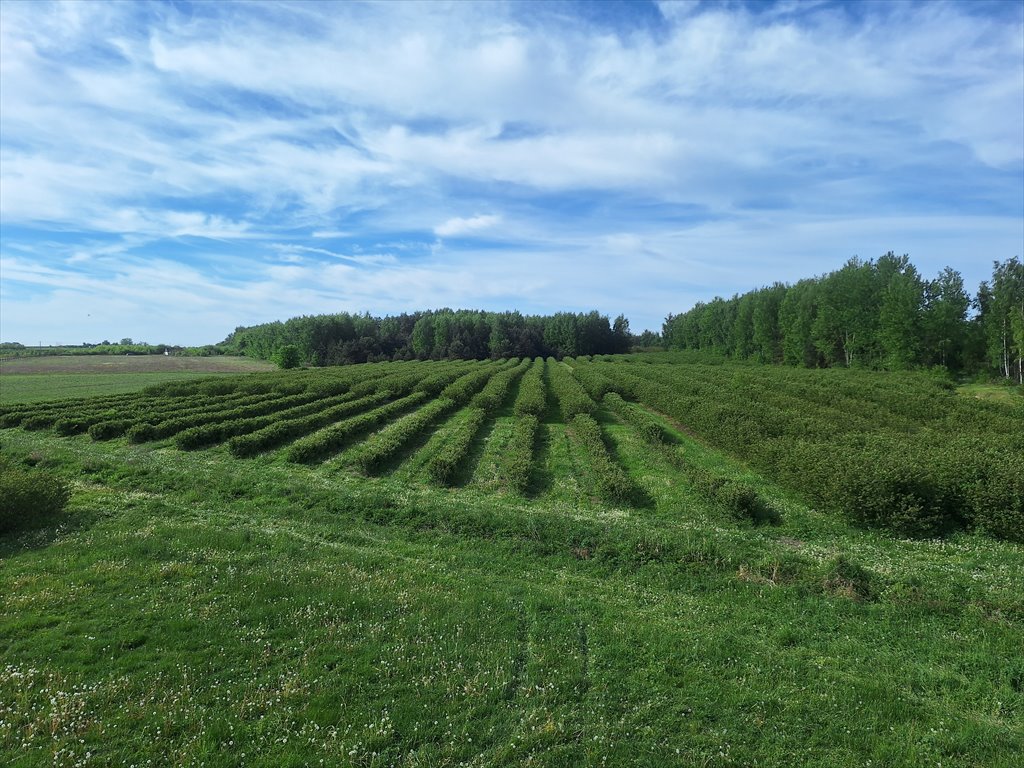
(274, 344, 301, 369)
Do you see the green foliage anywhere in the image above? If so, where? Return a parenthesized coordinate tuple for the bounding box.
(547, 358, 596, 420)
(425, 407, 487, 485)
(0, 455, 70, 534)
(497, 414, 538, 494)
(287, 392, 428, 464)
(274, 344, 302, 369)
(512, 358, 546, 417)
(568, 414, 645, 506)
(663, 253, 1021, 378)
(348, 398, 456, 473)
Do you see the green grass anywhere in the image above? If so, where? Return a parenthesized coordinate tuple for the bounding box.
(1, 367, 1022, 766)
(0, 356, 275, 404)
(958, 382, 1023, 404)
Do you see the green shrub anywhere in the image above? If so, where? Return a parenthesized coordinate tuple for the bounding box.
(426, 407, 487, 485)
(0, 457, 71, 534)
(88, 420, 133, 441)
(498, 415, 538, 494)
(513, 359, 547, 417)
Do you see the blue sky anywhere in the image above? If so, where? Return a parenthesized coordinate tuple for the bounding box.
(1, 0, 1021, 346)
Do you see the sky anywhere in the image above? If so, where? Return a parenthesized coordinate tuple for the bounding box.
(1, 0, 1022, 346)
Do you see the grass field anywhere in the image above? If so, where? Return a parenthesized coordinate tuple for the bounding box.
(958, 382, 1024, 404)
(0, 355, 275, 404)
(1, 358, 1021, 766)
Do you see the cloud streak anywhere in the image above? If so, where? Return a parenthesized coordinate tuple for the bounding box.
(0, 0, 1021, 344)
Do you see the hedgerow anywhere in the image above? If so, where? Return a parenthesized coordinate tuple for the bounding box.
(513, 358, 546, 417)
(287, 392, 429, 464)
(227, 391, 392, 458)
(424, 407, 487, 485)
(174, 393, 357, 450)
(602, 393, 672, 444)
(547, 358, 595, 420)
(348, 398, 457, 473)
(496, 414, 538, 494)
(567, 414, 644, 506)
(471, 358, 529, 411)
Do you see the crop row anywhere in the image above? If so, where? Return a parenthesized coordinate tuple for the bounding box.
(349, 363, 516, 473)
(287, 392, 430, 464)
(566, 414, 643, 506)
(547, 358, 595, 420)
(227, 391, 393, 458)
(595, 361, 1022, 540)
(513, 358, 546, 417)
(420, 360, 531, 485)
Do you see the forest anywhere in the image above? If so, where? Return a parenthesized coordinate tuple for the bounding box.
(663, 255, 1024, 381)
(221, 309, 633, 366)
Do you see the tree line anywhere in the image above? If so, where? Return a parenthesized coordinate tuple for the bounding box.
(662, 255, 1024, 381)
(221, 309, 632, 366)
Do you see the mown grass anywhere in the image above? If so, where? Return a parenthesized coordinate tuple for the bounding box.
(1, 377, 1022, 766)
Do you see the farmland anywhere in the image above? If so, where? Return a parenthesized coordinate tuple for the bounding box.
(0, 355, 275, 404)
(1, 356, 1022, 766)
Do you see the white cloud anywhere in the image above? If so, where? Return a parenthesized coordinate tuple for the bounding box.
(434, 214, 503, 238)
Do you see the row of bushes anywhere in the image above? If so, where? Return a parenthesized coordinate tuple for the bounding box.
(547, 358, 596, 420)
(424, 360, 532, 485)
(413, 361, 480, 395)
(471, 358, 530, 411)
(287, 392, 429, 464)
(513, 358, 546, 417)
(496, 415, 538, 494)
(567, 414, 645, 506)
(126, 390, 329, 444)
(602, 393, 673, 445)
(174, 391, 358, 450)
(595, 360, 1020, 539)
(57, 389, 267, 437)
(349, 398, 458, 473)
(439, 360, 515, 405)
(566, 358, 622, 401)
(424, 407, 488, 485)
(227, 391, 392, 458)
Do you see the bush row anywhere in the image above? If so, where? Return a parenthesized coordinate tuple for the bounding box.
(567, 359, 622, 401)
(471, 358, 530, 411)
(227, 391, 392, 458)
(413, 361, 478, 395)
(439, 361, 513, 405)
(348, 397, 458, 473)
(547, 358, 596, 420)
(602, 393, 673, 445)
(126, 391, 322, 444)
(173, 392, 357, 451)
(597, 361, 1020, 540)
(567, 414, 644, 506)
(287, 391, 429, 464)
(513, 358, 546, 417)
(496, 415, 538, 494)
(424, 407, 488, 485)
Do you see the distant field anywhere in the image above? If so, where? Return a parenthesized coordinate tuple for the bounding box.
(958, 382, 1023, 404)
(0, 355, 274, 404)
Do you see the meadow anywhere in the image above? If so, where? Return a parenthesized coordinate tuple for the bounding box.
(1, 356, 1021, 766)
